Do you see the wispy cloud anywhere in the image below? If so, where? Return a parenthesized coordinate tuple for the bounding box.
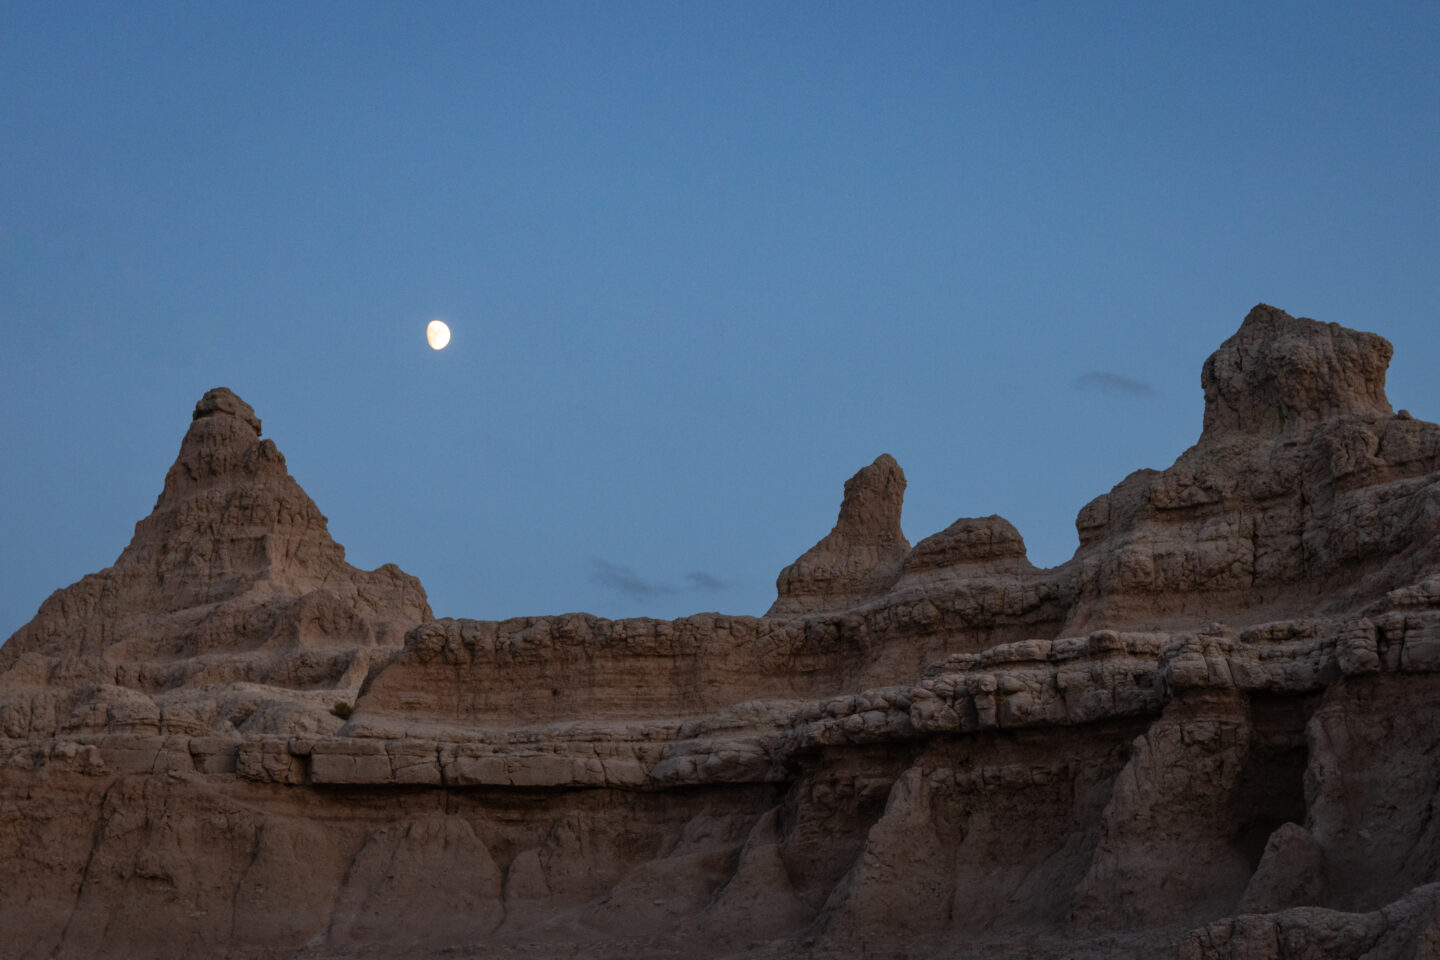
(588, 559, 730, 599)
(685, 571, 728, 591)
(1073, 371, 1156, 397)
(589, 559, 673, 599)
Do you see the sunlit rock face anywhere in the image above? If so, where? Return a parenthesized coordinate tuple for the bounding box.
(3, 306, 1440, 960)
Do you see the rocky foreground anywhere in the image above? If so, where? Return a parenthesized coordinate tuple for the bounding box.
(3, 304, 1440, 959)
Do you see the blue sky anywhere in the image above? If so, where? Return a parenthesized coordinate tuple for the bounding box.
(3, 2, 1438, 637)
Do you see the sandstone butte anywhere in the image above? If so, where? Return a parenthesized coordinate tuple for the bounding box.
(2, 304, 1440, 960)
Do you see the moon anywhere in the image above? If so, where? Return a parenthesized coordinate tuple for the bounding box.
(426, 319, 451, 351)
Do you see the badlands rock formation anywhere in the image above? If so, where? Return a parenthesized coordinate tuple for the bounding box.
(3, 304, 1440, 959)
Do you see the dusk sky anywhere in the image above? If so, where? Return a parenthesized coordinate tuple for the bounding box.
(3, 2, 1438, 639)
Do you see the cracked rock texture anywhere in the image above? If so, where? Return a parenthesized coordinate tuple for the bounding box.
(3, 305, 1440, 959)
(768, 453, 912, 617)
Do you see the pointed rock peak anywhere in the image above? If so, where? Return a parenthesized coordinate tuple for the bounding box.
(192, 387, 261, 436)
(136, 389, 345, 599)
(767, 454, 910, 617)
(834, 454, 907, 539)
(157, 388, 290, 508)
(1200, 304, 1393, 442)
(4, 388, 431, 671)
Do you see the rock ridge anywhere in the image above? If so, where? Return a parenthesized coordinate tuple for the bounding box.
(2, 305, 1439, 960)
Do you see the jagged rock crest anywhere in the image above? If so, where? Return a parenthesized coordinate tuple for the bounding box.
(4, 309, 1440, 960)
(1, 387, 430, 696)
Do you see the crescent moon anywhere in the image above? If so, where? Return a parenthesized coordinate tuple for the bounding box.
(426, 320, 451, 351)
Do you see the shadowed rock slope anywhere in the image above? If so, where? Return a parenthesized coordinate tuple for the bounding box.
(3, 305, 1440, 959)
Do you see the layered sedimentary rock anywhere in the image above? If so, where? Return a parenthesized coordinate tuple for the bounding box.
(2, 304, 1439, 959)
(0, 387, 430, 740)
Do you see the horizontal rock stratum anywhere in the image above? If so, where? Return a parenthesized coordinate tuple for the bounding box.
(4, 304, 1440, 959)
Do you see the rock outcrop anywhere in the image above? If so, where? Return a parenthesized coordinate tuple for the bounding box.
(2, 305, 1439, 959)
(768, 453, 911, 616)
(0, 386, 430, 740)
(1200, 303, 1394, 440)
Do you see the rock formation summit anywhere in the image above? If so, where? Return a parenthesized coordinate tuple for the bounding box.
(3, 305, 1440, 960)
(0, 386, 430, 738)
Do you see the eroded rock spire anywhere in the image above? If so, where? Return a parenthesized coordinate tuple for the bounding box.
(768, 453, 911, 616)
(2, 388, 429, 676)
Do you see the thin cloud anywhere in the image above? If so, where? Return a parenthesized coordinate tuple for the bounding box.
(1073, 371, 1157, 398)
(588, 560, 730, 599)
(589, 559, 674, 599)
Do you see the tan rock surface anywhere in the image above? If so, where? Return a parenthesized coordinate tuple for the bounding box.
(3, 306, 1440, 959)
(0, 386, 431, 743)
(767, 453, 911, 616)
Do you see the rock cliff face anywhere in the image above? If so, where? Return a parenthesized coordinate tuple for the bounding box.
(3, 305, 1440, 959)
